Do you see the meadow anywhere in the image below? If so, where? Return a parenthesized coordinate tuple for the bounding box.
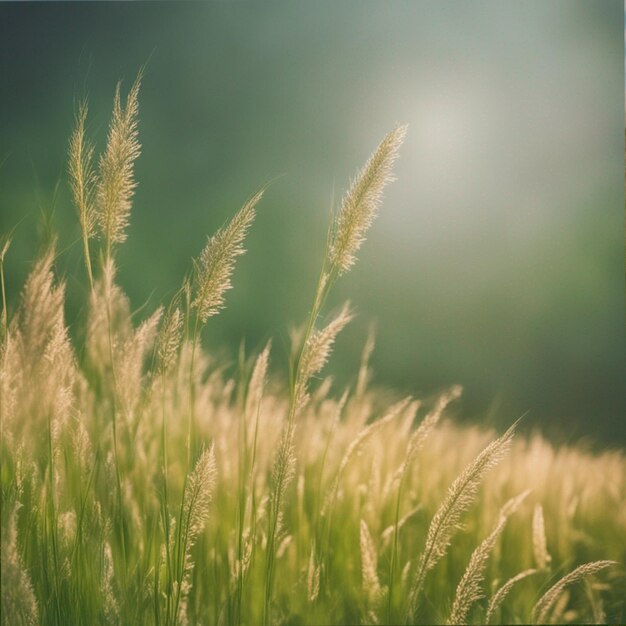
(1, 75, 624, 626)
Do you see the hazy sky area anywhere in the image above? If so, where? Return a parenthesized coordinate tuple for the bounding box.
(1, 2, 624, 444)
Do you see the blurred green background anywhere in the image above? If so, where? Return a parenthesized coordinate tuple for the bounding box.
(1, 2, 624, 444)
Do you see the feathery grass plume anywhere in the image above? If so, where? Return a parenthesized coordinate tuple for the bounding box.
(191, 190, 263, 324)
(485, 569, 537, 624)
(532, 503, 551, 571)
(5, 76, 626, 626)
(71, 416, 93, 478)
(360, 519, 382, 604)
(85, 257, 132, 383)
(68, 100, 97, 238)
(531, 560, 616, 624)
(307, 543, 321, 603)
(339, 397, 411, 479)
(116, 306, 162, 420)
(294, 302, 353, 410)
(549, 590, 572, 624)
(245, 341, 271, 423)
(328, 125, 407, 275)
(102, 542, 118, 625)
(174, 446, 217, 623)
(393, 386, 462, 484)
(181, 446, 217, 555)
(14, 246, 76, 446)
(447, 491, 530, 625)
(263, 127, 406, 623)
(387, 388, 460, 621)
(407, 422, 517, 620)
(322, 397, 411, 516)
(68, 99, 97, 287)
(270, 425, 297, 523)
(18, 247, 65, 361)
(1, 509, 39, 626)
(264, 422, 297, 623)
(0, 326, 19, 436)
(97, 71, 142, 255)
(156, 305, 183, 375)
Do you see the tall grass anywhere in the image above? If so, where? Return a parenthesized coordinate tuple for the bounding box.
(1, 79, 624, 625)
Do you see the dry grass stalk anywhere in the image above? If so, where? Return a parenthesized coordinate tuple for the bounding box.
(532, 503, 551, 571)
(245, 341, 271, 424)
(447, 490, 530, 625)
(307, 543, 321, 602)
(116, 306, 162, 419)
(329, 125, 407, 275)
(173, 447, 217, 623)
(68, 99, 97, 288)
(157, 305, 183, 375)
(182, 446, 217, 549)
(68, 100, 97, 238)
(407, 422, 517, 620)
(531, 560, 615, 624)
(295, 302, 353, 410)
(322, 397, 411, 517)
(360, 519, 382, 603)
(192, 190, 263, 324)
(0, 510, 39, 626)
(271, 425, 297, 517)
(393, 386, 462, 484)
(4, 78, 625, 626)
(485, 569, 537, 624)
(97, 72, 142, 253)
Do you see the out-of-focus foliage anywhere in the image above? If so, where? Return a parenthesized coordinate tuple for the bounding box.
(0, 1, 624, 443)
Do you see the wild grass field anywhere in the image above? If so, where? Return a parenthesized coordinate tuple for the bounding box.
(1, 76, 624, 626)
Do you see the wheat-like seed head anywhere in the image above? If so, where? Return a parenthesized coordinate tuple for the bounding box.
(157, 305, 183, 375)
(183, 446, 217, 544)
(321, 398, 411, 517)
(360, 519, 382, 604)
(245, 340, 271, 421)
(532, 503, 551, 571)
(271, 424, 297, 507)
(408, 422, 517, 619)
(531, 560, 616, 624)
(116, 306, 162, 420)
(486, 569, 537, 624)
(328, 125, 407, 275)
(393, 385, 462, 484)
(97, 71, 142, 250)
(68, 99, 97, 239)
(338, 397, 410, 479)
(19, 248, 66, 360)
(0, 509, 39, 626)
(295, 302, 353, 410)
(102, 542, 118, 624)
(307, 543, 321, 602)
(447, 490, 530, 625)
(192, 190, 263, 324)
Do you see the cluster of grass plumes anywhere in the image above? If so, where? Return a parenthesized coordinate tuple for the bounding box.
(1, 79, 625, 626)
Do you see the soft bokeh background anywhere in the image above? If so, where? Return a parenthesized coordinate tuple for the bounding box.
(1, 2, 624, 444)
